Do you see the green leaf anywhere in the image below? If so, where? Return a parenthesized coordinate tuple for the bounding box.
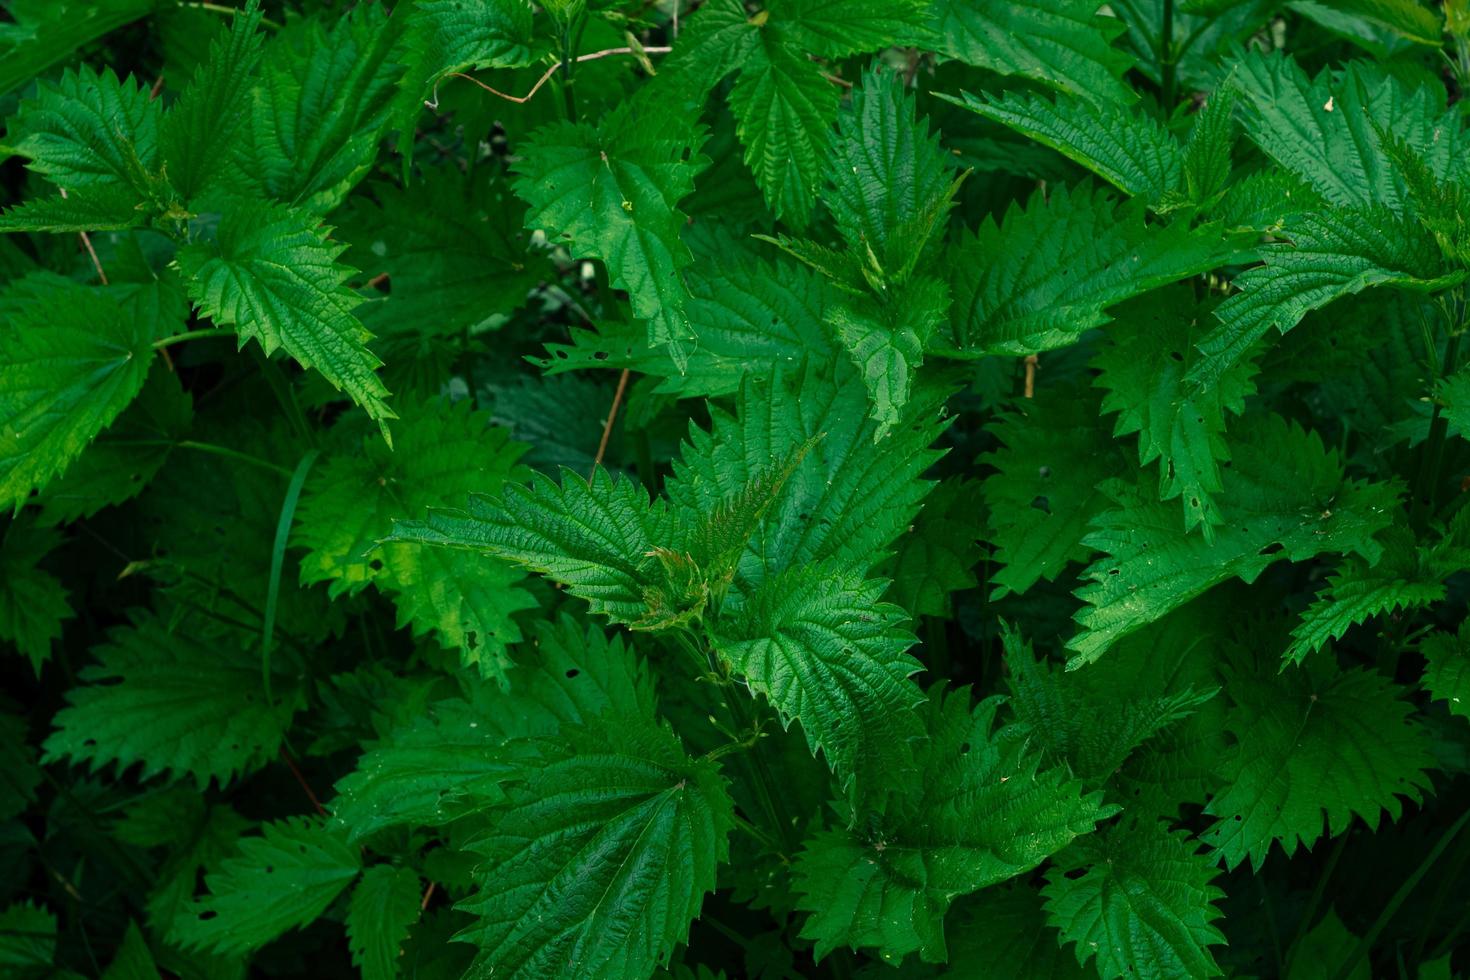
(828, 277, 949, 437)
(1285, 527, 1446, 664)
(514, 93, 708, 366)
(1421, 621, 1470, 721)
(113, 789, 253, 933)
(1069, 415, 1400, 664)
(925, 0, 1134, 103)
(245, 5, 400, 212)
(0, 274, 154, 512)
(1202, 656, 1434, 871)
(0, 902, 55, 972)
(34, 366, 193, 526)
(1442, 365, 1470, 437)
(657, 0, 762, 102)
(883, 477, 982, 617)
(457, 719, 734, 979)
(43, 610, 297, 789)
(0, 521, 70, 673)
(1177, 83, 1236, 208)
(1190, 206, 1463, 388)
(348, 865, 422, 980)
(172, 816, 362, 956)
(101, 922, 160, 980)
(0, 185, 148, 232)
(942, 89, 1180, 201)
(728, 36, 837, 228)
(1003, 625, 1217, 785)
(1285, 908, 1370, 980)
(982, 387, 1130, 596)
(0, 711, 41, 823)
(177, 198, 394, 430)
(945, 183, 1234, 356)
(392, 467, 666, 626)
(938, 886, 1089, 979)
(539, 227, 840, 397)
(295, 398, 533, 677)
(0, 0, 154, 98)
(776, 0, 929, 57)
(1094, 287, 1259, 536)
(793, 687, 1114, 963)
(159, 0, 266, 204)
(665, 366, 946, 587)
(1043, 820, 1226, 980)
(713, 562, 924, 806)
(331, 615, 655, 842)
(1230, 51, 1468, 212)
(393, 0, 535, 170)
(825, 68, 958, 274)
(343, 168, 547, 340)
(7, 66, 160, 197)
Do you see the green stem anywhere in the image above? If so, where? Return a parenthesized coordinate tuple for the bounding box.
(688, 632, 801, 854)
(1411, 328, 1463, 532)
(102, 438, 292, 476)
(1412, 813, 1470, 963)
(262, 451, 319, 712)
(1160, 0, 1176, 112)
(152, 327, 234, 349)
(1329, 806, 1470, 980)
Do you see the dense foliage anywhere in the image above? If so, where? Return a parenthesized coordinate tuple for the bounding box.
(2, 0, 1470, 976)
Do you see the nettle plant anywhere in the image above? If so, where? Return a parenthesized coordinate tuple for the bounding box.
(4, 0, 1470, 976)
